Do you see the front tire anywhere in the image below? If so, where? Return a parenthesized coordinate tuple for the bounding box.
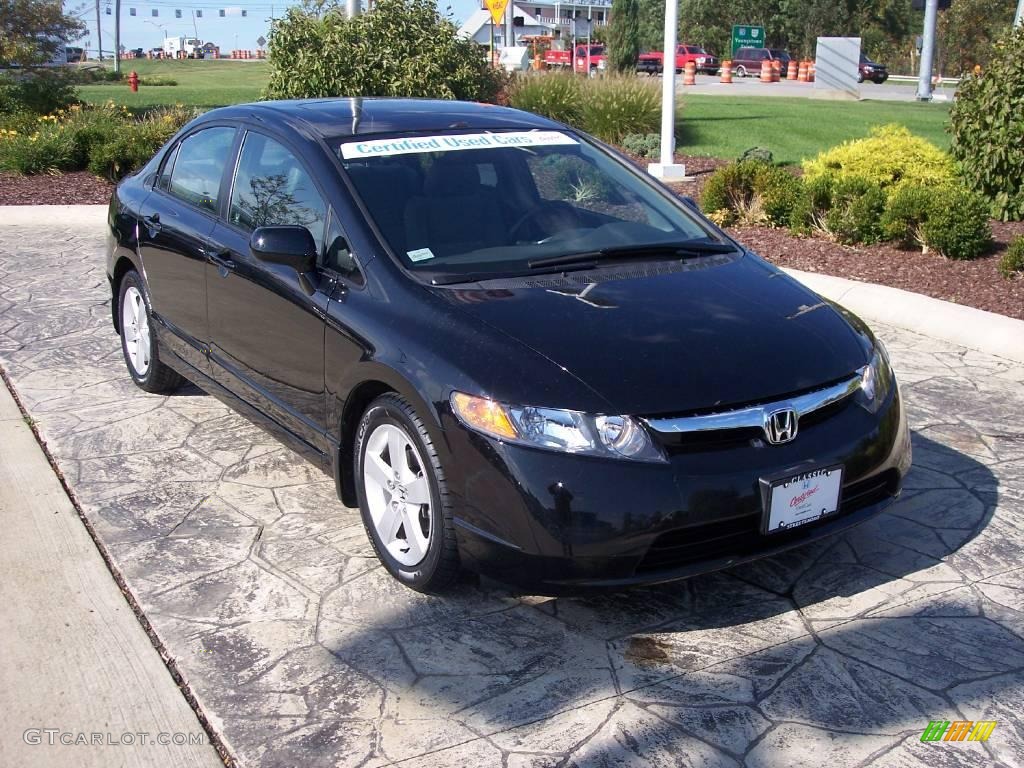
(735, 65, 747, 78)
(355, 394, 459, 592)
(118, 270, 186, 394)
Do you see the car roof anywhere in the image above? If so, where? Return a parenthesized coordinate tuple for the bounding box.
(199, 98, 560, 140)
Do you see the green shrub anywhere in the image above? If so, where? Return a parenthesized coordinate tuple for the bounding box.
(920, 186, 992, 260)
(0, 124, 80, 174)
(802, 124, 955, 191)
(578, 76, 661, 143)
(138, 76, 178, 87)
(266, 0, 504, 103)
(950, 26, 1024, 220)
(999, 237, 1024, 278)
(507, 73, 583, 126)
(880, 184, 933, 247)
(823, 176, 886, 245)
(738, 146, 773, 164)
(620, 133, 663, 158)
(701, 160, 800, 227)
(86, 107, 194, 180)
(790, 174, 835, 235)
(0, 70, 79, 116)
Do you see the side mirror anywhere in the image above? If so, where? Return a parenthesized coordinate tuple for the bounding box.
(250, 226, 317, 274)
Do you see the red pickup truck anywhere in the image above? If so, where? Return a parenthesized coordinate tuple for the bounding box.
(544, 44, 607, 74)
(637, 45, 720, 75)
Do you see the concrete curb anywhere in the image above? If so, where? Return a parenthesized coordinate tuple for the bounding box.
(785, 267, 1024, 365)
(1, 206, 1020, 365)
(0, 204, 107, 227)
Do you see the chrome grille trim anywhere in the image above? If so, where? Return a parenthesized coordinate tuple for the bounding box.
(642, 374, 862, 436)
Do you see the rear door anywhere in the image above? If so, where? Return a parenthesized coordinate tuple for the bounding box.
(205, 129, 332, 452)
(137, 125, 237, 371)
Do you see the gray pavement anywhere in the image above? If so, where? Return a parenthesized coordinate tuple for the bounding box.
(0, 377, 222, 766)
(1, 221, 1023, 767)
(667, 72, 957, 102)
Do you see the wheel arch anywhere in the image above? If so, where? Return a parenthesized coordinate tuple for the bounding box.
(110, 253, 142, 333)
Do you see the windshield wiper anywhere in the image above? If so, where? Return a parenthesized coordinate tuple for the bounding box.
(527, 240, 737, 270)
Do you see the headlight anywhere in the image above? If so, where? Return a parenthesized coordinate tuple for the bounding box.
(597, 59, 607, 70)
(857, 343, 894, 413)
(451, 392, 666, 463)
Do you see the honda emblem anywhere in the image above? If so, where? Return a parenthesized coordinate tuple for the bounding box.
(763, 408, 798, 444)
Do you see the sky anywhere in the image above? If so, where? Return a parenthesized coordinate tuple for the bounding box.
(67, 0, 480, 55)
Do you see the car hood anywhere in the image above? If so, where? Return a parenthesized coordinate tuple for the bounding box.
(433, 253, 872, 415)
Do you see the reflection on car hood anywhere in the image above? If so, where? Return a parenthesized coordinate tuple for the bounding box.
(433, 253, 872, 415)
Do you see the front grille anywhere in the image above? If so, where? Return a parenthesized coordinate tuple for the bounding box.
(635, 469, 899, 574)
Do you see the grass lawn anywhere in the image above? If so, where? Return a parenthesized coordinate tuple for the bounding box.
(76, 61, 953, 165)
(679, 95, 951, 165)
(76, 59, 268, 110)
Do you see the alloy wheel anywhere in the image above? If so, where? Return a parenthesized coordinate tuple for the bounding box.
(122, 286, 151, 376)
(362, 423, 433, 567)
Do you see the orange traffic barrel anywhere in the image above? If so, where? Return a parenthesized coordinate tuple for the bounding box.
(787, 60, 797, 80)
(771, 60, 781, 82)
(760, 59, 773, 83)
(683, 60, 697, 86)
(797, 60, 808, 82)
(720, 60, 733, 84)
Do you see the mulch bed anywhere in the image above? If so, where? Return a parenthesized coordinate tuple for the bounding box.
(0, 171, 114, 206)
(1, 157, 1022, 320)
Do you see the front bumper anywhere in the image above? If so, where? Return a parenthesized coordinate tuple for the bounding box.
(442, 381, 911, 592)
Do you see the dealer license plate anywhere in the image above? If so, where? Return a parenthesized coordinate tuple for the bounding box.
(762, 466, 844, 534)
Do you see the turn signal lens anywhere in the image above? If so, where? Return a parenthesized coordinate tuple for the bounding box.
(450, 392, 666, 463)
(451, 392, 517, 440)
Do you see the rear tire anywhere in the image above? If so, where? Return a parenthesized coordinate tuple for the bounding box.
(118, 270, 186, 394)
(735, 65, 747, 78)
(355, 393, 459, 592)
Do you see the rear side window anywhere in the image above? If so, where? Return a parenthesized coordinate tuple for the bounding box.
(228, 131, 327, 249)
(167, 127, 235, 213)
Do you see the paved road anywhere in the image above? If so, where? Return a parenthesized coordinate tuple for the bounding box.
(665, 73, 957, 102)
(1, 220, 1022, 767)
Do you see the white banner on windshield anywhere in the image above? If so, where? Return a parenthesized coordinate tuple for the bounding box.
(340, 131, 578, 160)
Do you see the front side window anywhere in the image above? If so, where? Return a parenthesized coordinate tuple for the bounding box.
(166, 126, 235, 213)
(229, 131, 327, 249)
(336, 130, 723, 283)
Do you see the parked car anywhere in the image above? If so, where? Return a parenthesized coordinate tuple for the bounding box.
(731, 46, 774, 77)
(65, 46, 85, 62)
(637, 44, 719, 75)
(106, 99, 911, 593)
(859, 53, 889, 83)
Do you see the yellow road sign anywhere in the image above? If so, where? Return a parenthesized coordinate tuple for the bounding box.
(486, 0, 509, 25)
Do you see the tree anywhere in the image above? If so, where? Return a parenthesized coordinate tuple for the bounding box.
(266, 0, 503, 102)
(0, 0, 84, 67)
(606, 0, 640, 72)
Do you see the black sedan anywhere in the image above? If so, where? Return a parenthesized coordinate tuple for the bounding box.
(105, 99, 911, 593)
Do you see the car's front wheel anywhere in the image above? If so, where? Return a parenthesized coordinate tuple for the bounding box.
(118, 270, 186, 394)
(735, 65, 747, 78)
(355, 393, 459, 592)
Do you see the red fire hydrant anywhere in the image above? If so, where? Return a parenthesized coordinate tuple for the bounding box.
(128, 70, 139, 93)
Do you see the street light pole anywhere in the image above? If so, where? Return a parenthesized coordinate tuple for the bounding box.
(648, 0, 686, 179)
(916, 0, 938, 101)
(113, 0, 121, 73)
(95, 0, 104, 60)
(1015, 0, 1024, 27)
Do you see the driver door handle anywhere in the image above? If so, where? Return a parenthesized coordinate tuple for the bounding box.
(142, 213, 161, 234)
(202, 245, 234, 271)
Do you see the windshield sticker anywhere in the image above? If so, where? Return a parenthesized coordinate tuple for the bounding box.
(407, 247, 435, 263)
(341, 131, 578, 160)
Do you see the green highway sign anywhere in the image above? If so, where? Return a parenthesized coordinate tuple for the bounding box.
(731, 25, 766, 56)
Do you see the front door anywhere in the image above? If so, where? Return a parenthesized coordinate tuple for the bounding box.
(205, 129, 331, 452)
(137, 125, 236, 371)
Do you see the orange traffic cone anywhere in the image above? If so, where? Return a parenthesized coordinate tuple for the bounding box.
(720, 60, 733, 84)
(683, 60, 697, 85)
(760, 59, 773, 83)
(787, 60, 797, 80)
(797, 61, 808, 82)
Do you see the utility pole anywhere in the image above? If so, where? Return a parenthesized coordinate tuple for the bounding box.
(346, 0, 360, 17)
(916, 0, 938, 101)
(95, 0, 104, 60)
(1016, 0, 1024, 27)
(113, 0, 121, 73)
(648, 0, 685, 179)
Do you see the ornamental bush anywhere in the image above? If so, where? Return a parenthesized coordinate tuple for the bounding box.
(999, 237, 1024, 278)
(700, 160, 800, 228)
(822, 176, 886, 245)
(949, 26, 1024, 221)
(265, 0, 504, 103)
(920, 186, 992, 260)
(620, 132, 662, 158)
(802, 124, 955, 191)
(507, 73, 583, 126)
(880, 184, 933, 248)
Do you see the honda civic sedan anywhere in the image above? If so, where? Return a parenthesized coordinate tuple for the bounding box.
(105, 98, 911, 593)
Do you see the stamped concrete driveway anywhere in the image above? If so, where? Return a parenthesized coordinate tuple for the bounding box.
(1, 221, 1023, 768)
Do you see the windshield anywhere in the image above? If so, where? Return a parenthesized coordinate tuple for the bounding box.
(336, 129, 725, 282)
